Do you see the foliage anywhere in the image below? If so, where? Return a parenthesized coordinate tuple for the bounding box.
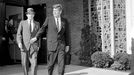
(91, 51, 113, 68)
(111, 61, 123, 70)
(111, 52, 131, 70)
(79, 25, 102, 66)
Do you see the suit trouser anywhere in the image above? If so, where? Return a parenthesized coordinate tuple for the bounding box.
(47, 43, 65, 75)
(130, 38, 134, 75)
(21, 51, 38, 75)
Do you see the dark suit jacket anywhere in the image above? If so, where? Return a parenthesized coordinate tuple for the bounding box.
(36, 16, 70, 51)
(16, 20, 40, 53)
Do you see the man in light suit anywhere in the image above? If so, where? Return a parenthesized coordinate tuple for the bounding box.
(30, 4, 70, 75)
(16, 8, 40, 75)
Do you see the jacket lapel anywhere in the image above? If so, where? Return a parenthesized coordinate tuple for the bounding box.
(52, 16, 58, 32)
(57, 17, 65, 39)
(26, 20, 31, 34)
(59, 17, 65, 33)
(31, 21, 39, 35)
(52, 16, 65, 33)
(32, 21, 36, 33)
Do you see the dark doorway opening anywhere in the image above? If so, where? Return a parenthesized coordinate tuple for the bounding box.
(5, 4, 23, 65)
(24, 4, 47, 64)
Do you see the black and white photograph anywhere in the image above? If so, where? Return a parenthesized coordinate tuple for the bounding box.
(0, 0, 133, 75)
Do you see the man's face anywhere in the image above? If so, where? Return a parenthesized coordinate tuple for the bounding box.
(53, 8, 62, 18)
(26, 13, 34, 20)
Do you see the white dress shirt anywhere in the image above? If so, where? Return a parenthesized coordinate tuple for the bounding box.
(28, 19, 34, 32)
(54, 17, 61, 32)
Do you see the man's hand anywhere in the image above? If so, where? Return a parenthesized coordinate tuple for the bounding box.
(18, 43, 24, 52)
(30, 37, 37, 44)
(65, 46, 69, 53)
(18, 43, 22, 49)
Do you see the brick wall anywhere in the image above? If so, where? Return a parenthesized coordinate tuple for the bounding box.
(64, 0, 83, 65)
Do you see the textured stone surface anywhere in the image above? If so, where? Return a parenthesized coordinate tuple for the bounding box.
(90, 0, 102, 50)
(113, 0, 126, 53)
(102, 0, 111, 54)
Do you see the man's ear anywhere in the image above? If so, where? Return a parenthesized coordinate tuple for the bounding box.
(60, 10, 62, 14)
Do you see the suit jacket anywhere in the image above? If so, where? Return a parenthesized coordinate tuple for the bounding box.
(36, 16, 70, 51)
(16, 20, 40, 54)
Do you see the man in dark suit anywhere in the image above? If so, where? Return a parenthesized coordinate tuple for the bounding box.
(30, 4, 70, 75)
(16, 8, 40, 75)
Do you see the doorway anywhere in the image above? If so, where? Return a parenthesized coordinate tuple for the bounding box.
(5, 4, 47, 64)
(5, 5, 23, 64)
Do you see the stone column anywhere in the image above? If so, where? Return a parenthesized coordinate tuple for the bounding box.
(101, 0, 113, 55)
(110, 0, 114, 57)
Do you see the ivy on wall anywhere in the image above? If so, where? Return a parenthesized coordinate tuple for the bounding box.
(79, 25, 102, 66)
(79, 0, 102, 66)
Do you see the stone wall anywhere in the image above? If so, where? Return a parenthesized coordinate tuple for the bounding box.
(101, 0, 111, 54)
(113, 0, 126, 53)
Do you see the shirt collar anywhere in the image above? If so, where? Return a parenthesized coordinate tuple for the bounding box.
(54, 16, 61, 20)
(27, 19, 34, 23)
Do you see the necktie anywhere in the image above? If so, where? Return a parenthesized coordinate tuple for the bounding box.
(57, 18, 59, 32)
(30, 20, 32, 33)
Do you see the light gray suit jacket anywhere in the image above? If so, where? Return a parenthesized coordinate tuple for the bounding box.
(16, 20, 40, 54)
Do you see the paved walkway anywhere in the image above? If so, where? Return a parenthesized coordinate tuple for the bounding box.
(65, 67, 129, 75)
(0, 64, 130, 75)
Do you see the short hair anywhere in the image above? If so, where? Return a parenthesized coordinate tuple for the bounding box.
(52, 4, 63, 11)
(26, 8, 35, 14)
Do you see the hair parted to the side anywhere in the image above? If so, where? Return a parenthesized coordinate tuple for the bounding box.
(52, 4, 63, 11)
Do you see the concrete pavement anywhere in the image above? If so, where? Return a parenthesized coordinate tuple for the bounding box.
(0, 64, 130, 75)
